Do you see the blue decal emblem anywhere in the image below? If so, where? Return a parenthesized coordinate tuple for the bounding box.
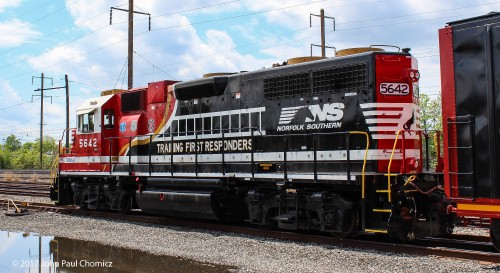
(119, 121, 127, 134)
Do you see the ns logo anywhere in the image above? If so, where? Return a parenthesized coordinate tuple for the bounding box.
(278, 103, 345, 125)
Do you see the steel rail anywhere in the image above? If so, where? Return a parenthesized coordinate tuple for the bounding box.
(0, 199, 498, 264)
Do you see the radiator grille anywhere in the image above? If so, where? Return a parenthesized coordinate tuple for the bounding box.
(264, 72, 310, 100)
(263, 62, 368, 100)
(312, 62, 368, 95)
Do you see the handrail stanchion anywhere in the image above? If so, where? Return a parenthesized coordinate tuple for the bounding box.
(348, 131, 369, 230)
(170, 132, 174, 176)
(195, 131, 198, 177)
(401, 131, 407, 174)
(425, 132, 430, 171)
(346, 133, 351, 183)
(222, 130, 226, 176)
(148, 135, 152, 175)
(109, 138, 112, 175)
(387, 130, 403, 203)
(251, 127, 255, 179)
(313, 134, 317, 183)
(128, 137, 132, 176)
(418, 131, 423, 173)
(284, 135, 288, 181)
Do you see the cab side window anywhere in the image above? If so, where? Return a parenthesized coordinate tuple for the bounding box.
(103, 109, 115, 129)
(78, 112, 95, 133)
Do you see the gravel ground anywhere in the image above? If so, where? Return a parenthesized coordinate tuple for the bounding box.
(454, 226, 491, 237)
(0, 194, 498, 272)
(0, 194, 54, 204)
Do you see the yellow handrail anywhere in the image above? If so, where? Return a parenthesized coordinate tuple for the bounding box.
(403, 175, 416, 187)
(386, 129, 404, 203)
(348, 131, 370, 199)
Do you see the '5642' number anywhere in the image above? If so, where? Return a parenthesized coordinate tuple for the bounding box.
(79, 138, 97, 148)
(380, 83, 409, 95)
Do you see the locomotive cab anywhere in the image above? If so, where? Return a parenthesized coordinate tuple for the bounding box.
(59, 94, 117, 172)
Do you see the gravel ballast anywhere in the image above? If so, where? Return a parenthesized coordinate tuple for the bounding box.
(0, 195, 498, 272)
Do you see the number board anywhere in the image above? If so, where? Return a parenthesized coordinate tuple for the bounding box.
(379, 83, 410, 96)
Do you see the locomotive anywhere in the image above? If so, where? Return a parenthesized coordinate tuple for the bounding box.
(51, 13, 500, 249)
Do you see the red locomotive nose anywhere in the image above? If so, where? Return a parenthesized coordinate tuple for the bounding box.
(159, 193, 165, 201)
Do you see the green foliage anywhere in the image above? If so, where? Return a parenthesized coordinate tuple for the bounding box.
(4, 134, 21, 151)
(419, 94, 442, 132)
(419, 94, 443, 171)
(1, 135, 58, 170)
(0, 148, 12, 169)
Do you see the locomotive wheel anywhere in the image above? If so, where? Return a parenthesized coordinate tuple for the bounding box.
(120, 195, 132, 215)
(491, 219, 500, 252)
(330, 209, 358, 239)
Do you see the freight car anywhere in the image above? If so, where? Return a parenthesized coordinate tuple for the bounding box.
(50, 13, 500, 250)
(439, 13, 500, 251)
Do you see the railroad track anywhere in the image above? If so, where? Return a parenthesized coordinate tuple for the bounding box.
(0, 181, 51, 197)
(1, 199, 499, 264)
(0, 169, 50, 175)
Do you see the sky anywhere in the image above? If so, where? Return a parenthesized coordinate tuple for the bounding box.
(0, 0, 499, 143)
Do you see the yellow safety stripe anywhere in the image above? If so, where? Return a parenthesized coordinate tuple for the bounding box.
(457, 203, 500, 212)
(365, 229, 388, 233)
(372, 209, 391, 213)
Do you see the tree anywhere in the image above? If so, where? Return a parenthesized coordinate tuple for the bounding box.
(419, 93, 443, 171)
(0, 148, 12, 169)
(7, 135, 59, 170)
(419, 94, 442, 132)
(4, 134, 21, 152)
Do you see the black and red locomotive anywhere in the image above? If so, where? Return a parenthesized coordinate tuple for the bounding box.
(51, 13, 500, 249)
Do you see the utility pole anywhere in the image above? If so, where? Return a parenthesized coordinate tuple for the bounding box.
(40, 75, 44, 169)
(110, 0, 151, 90)
(128, 0, 133, 90)
(32, 73, 53, 169)
(310, 9, 335, 57)
(33, 74, 70, 167)
(64, 75, 70, 150)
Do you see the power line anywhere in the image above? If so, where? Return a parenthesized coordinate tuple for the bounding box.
(0, 10, 111, 55)
(0, 1, 325, 82)
(2, 2, 498, 91)
(134, 50, 177, 80)
(335, 0, 500, 26)
(4, 0, 57, 21)
(0, 1, 245, 77)
(151, 0, 325, 32)
(0, 99, 36, 111)
(0, 0, 83, 39)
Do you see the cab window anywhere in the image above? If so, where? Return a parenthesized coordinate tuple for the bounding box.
(78, 112, 95, 133)
(103, 109, 115, 129)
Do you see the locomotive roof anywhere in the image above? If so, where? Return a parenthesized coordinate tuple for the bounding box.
(234, 50, 411, 80)
(171, 50, 411, 100)
(76, 94, 113, 115)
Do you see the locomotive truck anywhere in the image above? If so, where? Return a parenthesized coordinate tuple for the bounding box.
(51, 13, 500, 250)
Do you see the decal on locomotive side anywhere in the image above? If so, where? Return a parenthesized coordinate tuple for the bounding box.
(156, 138, 252, 154)
(131, 120, 138, 132)
(147, 118, 155, 133)
(360, 102, 419, 139)
(119, 121, 126, 134)
(277, 103, 344, 132)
